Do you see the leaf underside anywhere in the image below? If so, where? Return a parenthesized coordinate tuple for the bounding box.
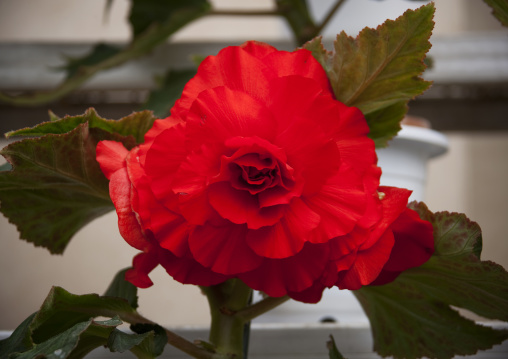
(304, 4, 434, 147)
(0, 286, 166, 359)
(483, 0, 508, 27)
(0, 109, 156, 253)
(354, 202, 508, 359)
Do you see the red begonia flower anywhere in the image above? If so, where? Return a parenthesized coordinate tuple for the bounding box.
(96, 41, 434, 303)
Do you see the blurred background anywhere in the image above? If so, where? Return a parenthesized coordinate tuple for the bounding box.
(0, 0, 507, 329)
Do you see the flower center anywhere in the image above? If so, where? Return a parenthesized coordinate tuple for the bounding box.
(229, 153, 280, 194)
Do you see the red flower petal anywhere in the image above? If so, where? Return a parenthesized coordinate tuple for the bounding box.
(126, 149, 190, 257)
(305, 169, 367, 242)
(273, 112, 341, 195)
(263, 48, 331, 94)
(246, 198, 320, 258)
(109, 168, 148, 251)
(287, 280, 327, 304)
(158, 246, 230, 286)
(126, 251, 159, 288)
(172, 45, 276, 118)
(383, 207, 434, 271)
(145, 123, 188, 208)
(96, 141, 129, 179)
(362, 186, 411, 249)
(240, 243, 329, 297)
(240, 40, 278, 58)
(369, 207, 434, 286)
(186, 86, 276, 144)
(189, 223, 263, 275)
(266, 76, 328, 126)
(208, 181, 285, 229)
(336, 230, 395, 290)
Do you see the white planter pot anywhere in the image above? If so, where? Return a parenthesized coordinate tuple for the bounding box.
(377, 125, 449, 202)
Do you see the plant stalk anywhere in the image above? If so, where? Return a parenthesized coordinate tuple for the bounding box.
(202, 280, 253, 358)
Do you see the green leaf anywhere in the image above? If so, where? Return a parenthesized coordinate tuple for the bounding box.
(484, 0, 508, 26)
(327, 335, 346, 359)
(60, 44, 121, 80)
(354, 202, 508, 359)
(0, 109, 155, 254)
(304, 4, 434, 147)
(29, 286, 138, 344)
(128, 0, 211, 38)
(7, 108, 156, 145)
(141, 69, 197, 118)
(129, 324, 168, 358)
(0, 162, 12, 171)
(1, 287, 166, 359)
(0, 313, 36, 358)
(275, 0, 318, 46)
(301, 37, 332, 72)
(104, 268, 139, 310)
(11, 317, 122, 359)
(0, 0, 210, 107)
(0, 126, 115, 253)
(365, 101, 407, 148)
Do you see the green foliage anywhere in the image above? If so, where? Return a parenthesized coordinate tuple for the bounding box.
(104, 268, 140, 310)
(0, 313, 36, 357)
(142, 69, 197, 118)
(0, 0, 211, 106)
(11, 318, 122, 359)
(354, 202, 508, 359)
(61, 44, 121, 80)
(7, 108, 156, 144)
(303, 4, 434, 147)
(484, 0, 508, 26)
(275, 0, 317, 45)
(327, 335, 346, 359)
(0, 287, 166, 359)
(129, 324, 168, 358)
(128, 0, 210, 38)
(0, 109, 156, 254)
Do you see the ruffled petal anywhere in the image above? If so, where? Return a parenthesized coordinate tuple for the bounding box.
(336, 230, 395, 290)
(145, 123, 188, 208)
(246, 198, 319, 258)
(263, 48, 331, 93)
(126, 149, 190, 257)
(208, 181, 285, 229)
(240, 243, 329, 297)
(361, 186, 411, 249)
(240, 40, 278, 59)
(305, 169, 367, 242)
(369, 207, 434, 286)
(172, 45, 276, 118)
(288, 280, 327, 304)
(267, 76, 327, 127)
(109, 168, 148, 251)
(189, 223, 263, 275)
(158, 246, 230, 286)
(96, 141, 129, 179)
(125, 251, 159, 288)
(186, 86, 276, 144)
(383, 207, 434, 271)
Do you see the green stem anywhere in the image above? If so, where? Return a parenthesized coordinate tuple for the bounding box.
(0, 5, 210, 106)
(202, 280, 253, 358)
(235, 295, 290, 322)
(208, 10, 281, 16)
(315, 0, 348, 35)
(117, 310, 216, 359)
